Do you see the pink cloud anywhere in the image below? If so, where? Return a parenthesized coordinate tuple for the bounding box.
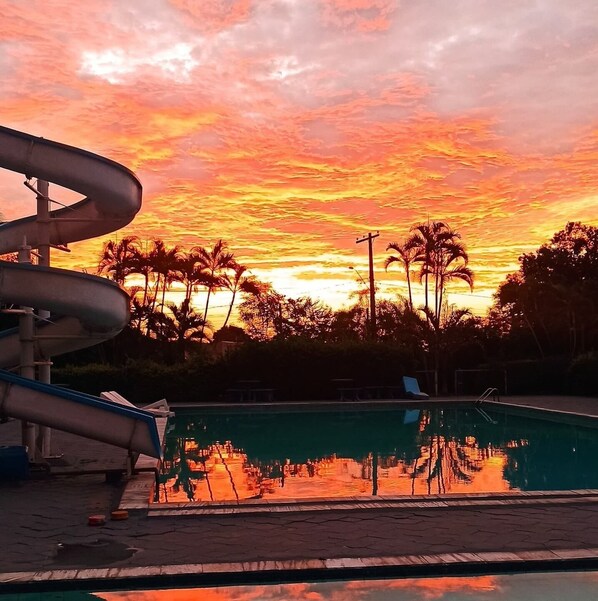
(2, 0, 598, 319)
(319, 0, 397, 32)
(169, 0, 252, 33)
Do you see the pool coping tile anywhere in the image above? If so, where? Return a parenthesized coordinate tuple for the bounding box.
(7, 547, 598, 590)
(146, 489, 598, 517)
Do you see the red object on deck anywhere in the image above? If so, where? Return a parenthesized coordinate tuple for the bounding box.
(88, 514, 106, 526)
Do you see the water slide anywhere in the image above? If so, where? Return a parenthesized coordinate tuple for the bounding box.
(0, 125, 161, 459)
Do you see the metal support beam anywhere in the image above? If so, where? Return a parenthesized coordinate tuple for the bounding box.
(36, 179, 52, 458)
(18, 239, 36, 460)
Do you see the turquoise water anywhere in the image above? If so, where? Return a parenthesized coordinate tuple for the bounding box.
(4, 571, 598, 599)
(158, 405, 598, 503)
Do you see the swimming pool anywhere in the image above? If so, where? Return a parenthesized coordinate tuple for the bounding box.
(6, 571, 598, 600)
(158, 404, 598, 504)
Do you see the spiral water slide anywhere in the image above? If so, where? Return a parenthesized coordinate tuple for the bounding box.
(0, 125, 161, 459)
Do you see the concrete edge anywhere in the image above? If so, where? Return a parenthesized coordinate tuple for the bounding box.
(145, 489, 598, 516)
(485, 400, 598, 425)
(3, 548, 598, 593)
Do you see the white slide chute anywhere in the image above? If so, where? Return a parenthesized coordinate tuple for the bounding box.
(0, 125, 161, 459)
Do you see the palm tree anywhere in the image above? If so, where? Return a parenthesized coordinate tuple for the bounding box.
(437, 258, 474, 320)
(385, 240, 418, 310)
(129, 243, 154, 307)
(147, 239, 181, 312)
(424, 231, 472, 324)
(97, 236, 140, 285)
(407, 221, 473, 326)
(153, 298, 210, 349)
(194, 240, 236, 337)
(174, 250, 214, 306)
(221, 264, 261, 329)
(126, 285, 147, 331)
(406, 222, 441, 320)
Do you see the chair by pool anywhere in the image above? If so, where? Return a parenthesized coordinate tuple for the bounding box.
(403, 376, 429, 400)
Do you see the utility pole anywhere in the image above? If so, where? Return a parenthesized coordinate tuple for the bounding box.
(356, 231, 379, 340)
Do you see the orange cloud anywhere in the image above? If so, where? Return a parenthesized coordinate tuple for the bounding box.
(3, 0, 598, 325)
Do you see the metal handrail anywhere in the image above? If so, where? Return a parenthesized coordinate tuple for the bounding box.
(477, 387, 499, 403)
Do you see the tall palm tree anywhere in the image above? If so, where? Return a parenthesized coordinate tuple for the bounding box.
(385, 240, 418, 310)
(147, 239, 181, 312)
(407, 221, 473, 326)
(430, 234, 468, 320)
(97, 235, 140, 285)
(406, 222, 442, 320)
(437, 255, 474, 319)
(194, 240, 236, 337)
(129, 243, 154, 307)
(130, 288, 154, 333)
(221, 264, 261, 329)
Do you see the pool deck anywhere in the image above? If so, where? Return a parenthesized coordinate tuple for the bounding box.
(3, 395, 598, 593)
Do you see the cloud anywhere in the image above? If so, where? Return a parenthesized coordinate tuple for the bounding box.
(320, 0, 397, 33)
(169, 0, 252, 33)
(2, 0, 598, 319)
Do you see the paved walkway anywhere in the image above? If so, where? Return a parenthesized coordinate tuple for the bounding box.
(2, 395, 598, 593)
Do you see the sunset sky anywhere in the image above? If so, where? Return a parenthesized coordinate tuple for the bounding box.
(2, 0, 598, 323)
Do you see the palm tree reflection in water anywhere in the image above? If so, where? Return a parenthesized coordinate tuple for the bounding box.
(158, 407, 598, 504)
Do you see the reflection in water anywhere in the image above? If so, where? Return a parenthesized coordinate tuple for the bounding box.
(158, 407, 598, 504)
(93, 572, 598, 600)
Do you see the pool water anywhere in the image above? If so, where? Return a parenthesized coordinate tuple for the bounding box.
(158, 405, 598, 504)
(5, 571, 598, 600)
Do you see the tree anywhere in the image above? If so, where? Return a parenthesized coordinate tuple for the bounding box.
(152, 299, 210, 357)
(97, 236, 140, 285)
(328, 307, 367, 342)
(239, 282, 285, 341)
(129, 242, 154, 308)
(375, 298, 426, 348)
(238, 284, 334, 341)
(385, 240, 418, 310)
(494, 273, 549, 358)
(406, 221, 474, 328)
(283, 296, 334, 339)
(406, 222, 439, 319)
(127, 285, 150, 332)
(493, 222, 598, 357)
(174, 250, 214, 305)
(194, 240, 236, 338)
(147, 239, 181, 312)
(213, 325, 250, 343)
(221, 264, 261, 329)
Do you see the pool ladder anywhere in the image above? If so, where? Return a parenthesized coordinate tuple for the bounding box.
(477, 387, 500, 403)
(475, 387, 500, 423)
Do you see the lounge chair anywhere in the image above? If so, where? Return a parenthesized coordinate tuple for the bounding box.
(402, 376, 429, 400)
(100, 391, 174, 417)
(403, 409, 421, 424)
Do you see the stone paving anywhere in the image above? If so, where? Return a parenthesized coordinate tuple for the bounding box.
(2, 395, 598, 592)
